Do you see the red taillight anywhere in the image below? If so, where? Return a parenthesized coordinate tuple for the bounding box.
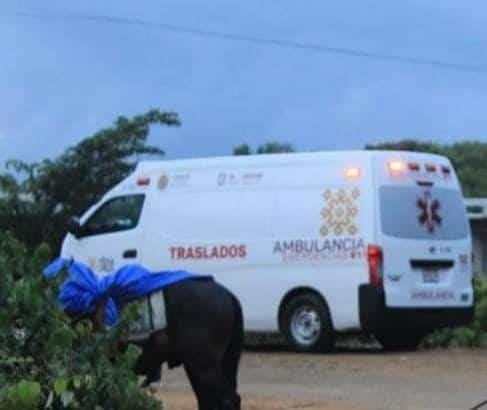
(425, 163, 437, 172)
(368, 245, 383, 288)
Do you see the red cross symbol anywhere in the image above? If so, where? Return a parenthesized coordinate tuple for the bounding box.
(417, 191, 442, 233)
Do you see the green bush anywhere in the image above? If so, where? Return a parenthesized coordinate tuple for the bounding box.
(422, 278, 487, 348)
(0, 232, 162, 409)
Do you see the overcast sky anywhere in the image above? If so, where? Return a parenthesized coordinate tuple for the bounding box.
(1, 1, 487, 165)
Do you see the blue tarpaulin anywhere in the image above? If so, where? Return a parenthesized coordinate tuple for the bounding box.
(43, 258, 202, 326)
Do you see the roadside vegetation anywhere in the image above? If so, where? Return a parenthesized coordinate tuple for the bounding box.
(0, 232, 161, 409)
(422, 278, 487, 348)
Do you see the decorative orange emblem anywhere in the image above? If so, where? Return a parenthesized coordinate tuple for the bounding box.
(320, 187, 360, 237)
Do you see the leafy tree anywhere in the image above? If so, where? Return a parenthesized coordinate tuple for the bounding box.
(0, 109, 180, 250)
(256, 142, 295, 154)
(232, 144, 252, 156)
(233, 141, 295, 155)
(365, 139, 442, 154)
(444, 142, 487, 197)
(0, 232, 162, 409)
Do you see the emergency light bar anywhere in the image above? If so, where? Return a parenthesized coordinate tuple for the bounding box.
(388, 159, 452, 179)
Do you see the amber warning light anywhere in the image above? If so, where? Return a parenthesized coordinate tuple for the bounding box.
(344, 166, 362, 179)
(387, 160, 405, 175)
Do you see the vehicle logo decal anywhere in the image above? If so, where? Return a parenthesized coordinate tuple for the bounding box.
(320, 187, 360, 237)
(88, 256, 114, 273)
(417, 191, 442, 233)
(387, 274, 402, 282)
(158, 173, 169, 190)
(88, 257, 97, 269)
(217, 172, 227, 186)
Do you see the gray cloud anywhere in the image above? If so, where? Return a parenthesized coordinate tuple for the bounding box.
(1, 0, 486, 166)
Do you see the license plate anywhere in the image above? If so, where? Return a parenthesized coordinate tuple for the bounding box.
(423, 270, 439, 283)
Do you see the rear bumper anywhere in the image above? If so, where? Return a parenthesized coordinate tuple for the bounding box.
(359, 284, 475, 332)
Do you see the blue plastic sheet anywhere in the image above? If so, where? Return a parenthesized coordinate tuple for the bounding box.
(43, 258, 202, 326)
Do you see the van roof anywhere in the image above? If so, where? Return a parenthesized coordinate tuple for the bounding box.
(135, 150, 449, 173)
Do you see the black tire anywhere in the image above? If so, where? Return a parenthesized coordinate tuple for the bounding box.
(281, 292, 335, 353)
(375, 330, 425, 351)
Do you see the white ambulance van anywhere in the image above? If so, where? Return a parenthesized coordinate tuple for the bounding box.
(61, 151, 474, 352)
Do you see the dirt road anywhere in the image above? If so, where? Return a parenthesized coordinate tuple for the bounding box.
(157, 347, 487, 410)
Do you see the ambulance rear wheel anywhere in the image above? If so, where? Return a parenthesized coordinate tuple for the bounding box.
(281, 293, 335, 353)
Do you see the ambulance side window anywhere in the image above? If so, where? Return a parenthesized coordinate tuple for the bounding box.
(80, 194, 145, 237)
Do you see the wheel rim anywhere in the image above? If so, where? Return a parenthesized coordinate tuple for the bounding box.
(290, 306, 321, 346)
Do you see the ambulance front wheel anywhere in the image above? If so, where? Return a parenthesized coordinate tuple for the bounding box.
(281, 292, 335, 353)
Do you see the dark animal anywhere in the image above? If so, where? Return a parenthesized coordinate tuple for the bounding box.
(91, 277, 244, 410)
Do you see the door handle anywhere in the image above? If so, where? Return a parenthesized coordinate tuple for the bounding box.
(123, 249, 138, 259)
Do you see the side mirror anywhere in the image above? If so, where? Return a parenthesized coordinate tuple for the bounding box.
(67, 217, 82, 238)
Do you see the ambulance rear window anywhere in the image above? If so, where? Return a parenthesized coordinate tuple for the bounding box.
(380, 186, 469, 240)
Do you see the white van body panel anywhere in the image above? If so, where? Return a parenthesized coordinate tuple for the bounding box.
(60, 151, 473, 334)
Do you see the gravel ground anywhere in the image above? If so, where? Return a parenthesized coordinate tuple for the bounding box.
(156, 346, 487, 410)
